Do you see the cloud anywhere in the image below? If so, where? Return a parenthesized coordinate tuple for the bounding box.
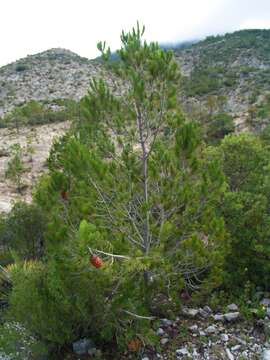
(0, 0, 269, 66)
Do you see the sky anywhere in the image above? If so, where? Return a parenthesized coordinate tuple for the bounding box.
(1, 0, 270, 67)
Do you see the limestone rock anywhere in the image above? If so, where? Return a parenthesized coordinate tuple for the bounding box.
(224, 312, 240, 322)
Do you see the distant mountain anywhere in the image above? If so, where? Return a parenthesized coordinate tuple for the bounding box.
(0, 30, 270, 131)
(1, 29, 270, 212)
(0, 48, 109, 117)
(175, 29, 270, 130)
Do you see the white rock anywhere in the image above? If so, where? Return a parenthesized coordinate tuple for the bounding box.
(233, 336, 247, 346)
(203, 305, 213, 314)
(240, 350, 249, 359)
(182, 307, 199, 318)
(199, 308, 209, 318)
(213, 314, 224, 321)
(0, 354, 11, 360)
(261, 299, 270, 307)
(221, 333, 229, 342)
(72, 338, 93, 355)
(176, 347, 189, 356)
(252, 343, 261, 352)
(231, 344, 241, 352)
(205, 325, 217, 335)
(262, 349, 270, 360)
(192, 348, 200, 358)
(224, 312, 240, 322)
(157, 328, 165, 336)
(227, 303, 238, 312)
(160, 338, 169, 346)
(189, 324, 198, 333)
(161, 318, 173, 326)
(226, 348, 234, 360)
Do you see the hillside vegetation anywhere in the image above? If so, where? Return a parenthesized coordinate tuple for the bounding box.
(176, 29, 270, 131)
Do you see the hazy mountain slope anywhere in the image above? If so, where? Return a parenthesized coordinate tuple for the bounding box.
(0, 48, 109, 117)
(0, 30, 269, 128)
(175, 29, 270, 131)
(1, 29, 270, 212)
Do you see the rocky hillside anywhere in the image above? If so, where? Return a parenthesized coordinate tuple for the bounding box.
(0, 29, 270, 212)
(0, 48, 109, 117)
(0, 30, 270, 127)
(176, 29, 270, 131)
(0, 121, 69, 212)
(0, 49, 111, 212)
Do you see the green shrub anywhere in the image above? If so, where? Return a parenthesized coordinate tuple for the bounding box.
(0, 202, 46, 261)
(15, 64, 28, 72)
(5, 144, 25, 193)
(212, 133, 270, 291)
(222, 191, 270, 289)
(206, 113, 234, 144)
(2, 99, 79, 129)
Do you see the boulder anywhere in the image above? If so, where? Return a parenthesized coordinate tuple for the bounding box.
(221, 333, 229, 342)
(203, 305, 213, 314)
(157, 327, 165, 336)
(182, 307, 199, 318)
(213, 314, 225, 322)
(160, 338, 169, 346)
(262, 349, 270, 360)
(205, 325, 217, 335)
(224, 312, 240, 322)
(189, 324, 198, 333)
(225, 348, 234, 360)
(227, 303, 238, 312)
(176, 347, 189, 356)
(72, 338, 94, 355)
(261, 299, 270, 307)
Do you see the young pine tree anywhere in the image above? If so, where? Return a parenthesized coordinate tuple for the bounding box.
(9, 24, 227, 349)
(5, 144, 25, 193)
(46, 23, 226, 310)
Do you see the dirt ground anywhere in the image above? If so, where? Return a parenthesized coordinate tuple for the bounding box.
(0, 121, 70, 213)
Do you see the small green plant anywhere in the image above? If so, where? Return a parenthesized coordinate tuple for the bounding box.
(15, 64, 28, 72)
(0, 202, 46, 260)
(5, 144, 25, 193)
(206, 113, 234, 144)
(26, 131, 36, 163)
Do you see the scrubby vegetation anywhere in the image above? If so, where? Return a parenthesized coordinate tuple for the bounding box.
(0, 99, 79, 130)
(1, 25, 270, 358)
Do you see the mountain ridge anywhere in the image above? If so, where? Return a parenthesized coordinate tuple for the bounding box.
(0, 29, 270, 129)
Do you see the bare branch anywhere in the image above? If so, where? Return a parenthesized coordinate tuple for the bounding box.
(122, 309, 156, 320)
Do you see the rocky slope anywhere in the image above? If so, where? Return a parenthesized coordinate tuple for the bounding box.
(1, 30, 270, 126)
(0, 48, 109, 117)
(0, 30, 270, 212)
(1, 301, 270, 359)
(176, 29, 270, 131)
(0, 122, 69, 212)
(0, 49, 108, 212)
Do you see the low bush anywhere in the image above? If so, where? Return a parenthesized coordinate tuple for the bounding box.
(0, 202, 46, 261)
(206, 112, 234, 144)
(1, 99, 79, 129)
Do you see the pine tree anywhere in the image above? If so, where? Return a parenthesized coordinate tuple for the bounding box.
(5, 144, 25, 193)
(46, 23, 226, 303)
(8, 24, 227, 347)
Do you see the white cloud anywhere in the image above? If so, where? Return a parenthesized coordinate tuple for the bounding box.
(0, 0, 269, 66)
